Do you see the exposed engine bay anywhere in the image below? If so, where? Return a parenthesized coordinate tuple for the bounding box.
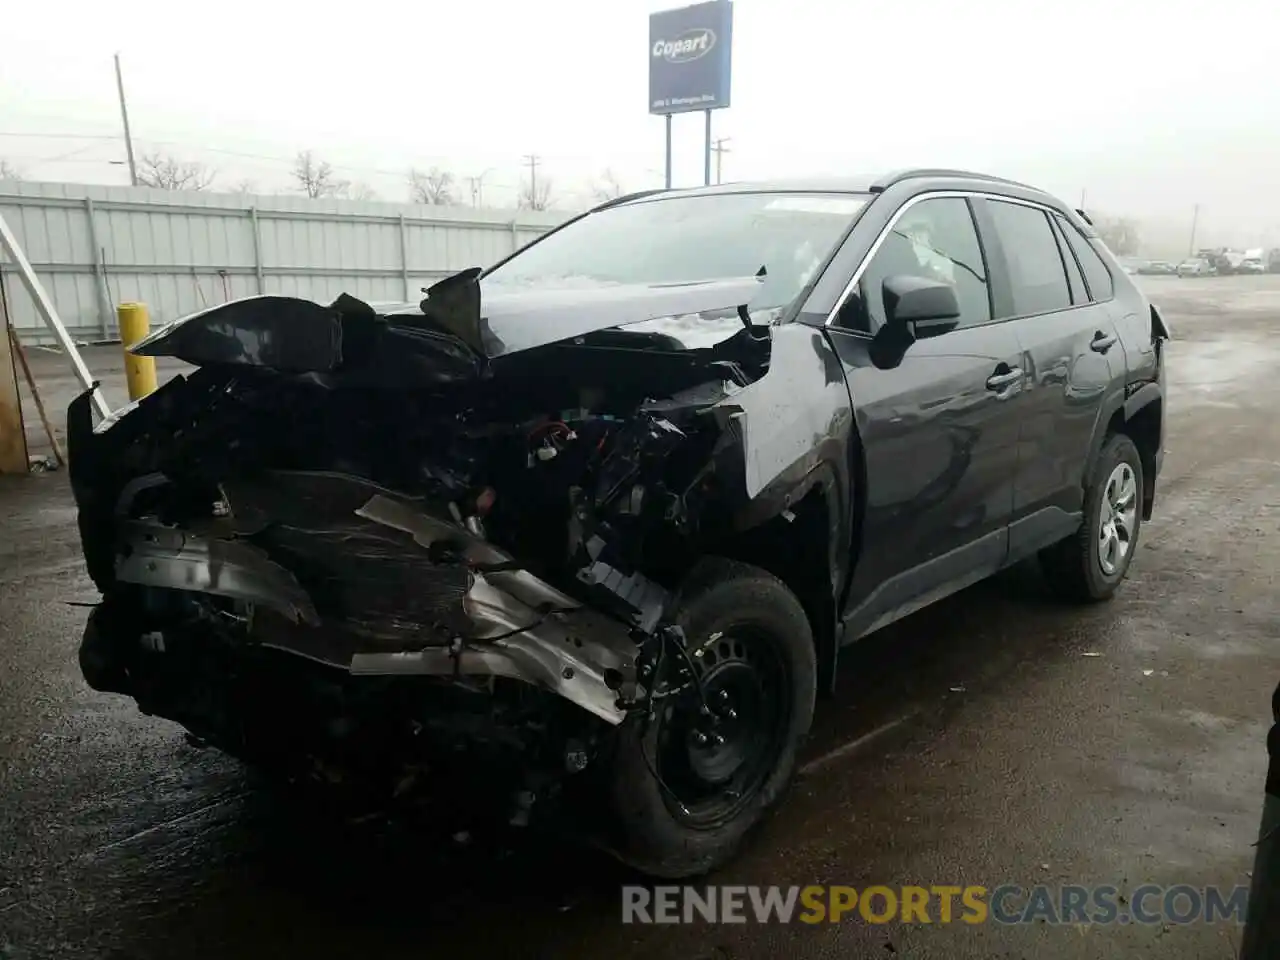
(68, 269, 786, 822)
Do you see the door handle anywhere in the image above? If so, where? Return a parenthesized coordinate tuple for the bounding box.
(986, 368, 1023, 391)
(1091, 331, 1118, 353)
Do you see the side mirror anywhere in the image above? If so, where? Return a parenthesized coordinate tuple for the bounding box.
(882, 275, 961, 339)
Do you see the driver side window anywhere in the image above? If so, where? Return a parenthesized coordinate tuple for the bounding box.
(844, 197, 991, 332)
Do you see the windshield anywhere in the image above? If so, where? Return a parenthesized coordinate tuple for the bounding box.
(482, 192, 869, 311)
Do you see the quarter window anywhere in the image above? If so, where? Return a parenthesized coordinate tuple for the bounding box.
(845, 197, 991, 332)
(988, 200, 1071, 317)
(1054, 214, 1115, 301)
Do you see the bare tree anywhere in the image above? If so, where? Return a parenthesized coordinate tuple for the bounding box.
(519, 176, 554, 211)
(0, 159, 22, 181)
(232, 178, 258, 195)
(408, 167, 455, 205)
(136, 152, 216, 191)
(1094, 215, 1141, 256)
(348, 181, 379, 201)
(590, 168, 625, 202)
(292, 150, 349, 199)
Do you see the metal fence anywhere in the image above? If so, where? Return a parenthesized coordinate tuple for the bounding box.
(0, 180, 570, 342)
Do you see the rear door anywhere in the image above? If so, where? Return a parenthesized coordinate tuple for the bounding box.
(975, 197, 1125, 558)
(823, 195, 1027, 635)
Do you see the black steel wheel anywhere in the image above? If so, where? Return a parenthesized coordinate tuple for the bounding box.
(608, 558, 816, 879)
(653, 628, 789, 830)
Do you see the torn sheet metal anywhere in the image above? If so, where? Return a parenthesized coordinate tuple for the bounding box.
(114, 519, 320, 624)
(130, 271, 766, 378)
(350, 573, 632, 724)
(130, 293, 485, 386)
(354, 493, 585, 612)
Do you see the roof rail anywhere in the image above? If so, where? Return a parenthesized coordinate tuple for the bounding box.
(590, 188, 668, 211)
(869, 168, 1039, 194)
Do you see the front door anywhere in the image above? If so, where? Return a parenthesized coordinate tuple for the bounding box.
(823, 195, 1027, 636)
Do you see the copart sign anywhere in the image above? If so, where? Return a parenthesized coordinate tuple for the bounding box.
(648, 1, 733, 115)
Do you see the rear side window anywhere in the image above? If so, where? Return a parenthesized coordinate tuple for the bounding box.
(988, 200, 1071, 316)
(1054, 214, 1115, 301)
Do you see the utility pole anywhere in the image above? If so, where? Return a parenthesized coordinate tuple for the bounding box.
(113, 53, 139, 187)
(703, 111, 712, 186)
(467, 168, 493, 208)
(1188, 203, 1200, 256)
(712, 137, 731, 184)
(522, 154, 541, 209)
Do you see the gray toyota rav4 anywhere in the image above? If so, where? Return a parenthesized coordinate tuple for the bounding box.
(69, 168, 1169, 878)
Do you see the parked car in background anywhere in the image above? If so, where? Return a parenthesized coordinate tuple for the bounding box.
(1269, 249, 1280, 274)
(1178, 258, 1215, 277)
(1194, 249, 1233, 274)
(1117, 257, 1146, 275)
(1239, 256, 1266, 274)
(1139, 261, 1177, 276)
(68, 168, 1170, 879)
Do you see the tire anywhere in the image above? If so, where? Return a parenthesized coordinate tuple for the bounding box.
(1040, 432, 1144, 602)
(607, 558, 817, 879)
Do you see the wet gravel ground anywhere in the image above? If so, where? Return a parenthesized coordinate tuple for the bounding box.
(2, 274, 1278, 959)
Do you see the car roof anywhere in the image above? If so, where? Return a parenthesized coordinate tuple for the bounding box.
(619, 168, 1050, 203)
(632, 176, 880, 199)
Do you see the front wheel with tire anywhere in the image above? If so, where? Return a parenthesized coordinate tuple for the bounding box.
(607, 558, 817, 879)
(1041, 432, 1144, 601)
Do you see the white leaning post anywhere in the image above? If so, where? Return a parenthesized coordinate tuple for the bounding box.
(0, 210, 111, 420)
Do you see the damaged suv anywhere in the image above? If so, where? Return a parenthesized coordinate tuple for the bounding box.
(68, 169, 1169, 878)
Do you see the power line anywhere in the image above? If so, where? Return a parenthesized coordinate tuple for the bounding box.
(39, 141, 114, 164)
(2, 154, 125, 166)
(1, 125, 539, 201)
(0, 130, 468, 180)
(0, 131, 121, 140)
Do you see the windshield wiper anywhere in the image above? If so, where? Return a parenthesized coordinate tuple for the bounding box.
(890, 230, 985, 284)
(732, 265, 771, 340)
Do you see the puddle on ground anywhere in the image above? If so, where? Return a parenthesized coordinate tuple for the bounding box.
(1169, 335, 1280, 397)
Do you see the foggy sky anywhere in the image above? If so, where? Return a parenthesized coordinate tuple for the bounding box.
(2, 0, 1278, 246)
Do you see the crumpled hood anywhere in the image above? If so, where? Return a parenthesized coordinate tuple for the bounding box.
(129, 268, 765, 384)
(457, 274, 765, 355)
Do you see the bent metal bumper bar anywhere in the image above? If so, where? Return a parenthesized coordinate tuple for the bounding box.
(112, 515, 635, 726)
(349, 573, 632, 724)
(114, 519, 321, 625)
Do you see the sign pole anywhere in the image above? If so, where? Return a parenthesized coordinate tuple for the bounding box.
(650, 1, 732, 191)
(703, 110, 712, 186)
(665, 114, 673, 189)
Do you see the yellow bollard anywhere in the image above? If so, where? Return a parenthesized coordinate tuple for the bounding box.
(117, 302, 157, 400)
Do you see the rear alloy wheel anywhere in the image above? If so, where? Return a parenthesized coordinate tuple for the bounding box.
(1041, 432, 1144, 602)
(607, 559, 816, 879)
(1097, 461, 1139, 577)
